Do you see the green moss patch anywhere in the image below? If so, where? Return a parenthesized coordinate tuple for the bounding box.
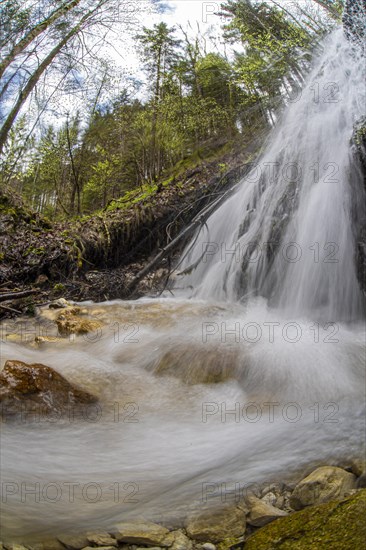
(244, 489, 366, 549)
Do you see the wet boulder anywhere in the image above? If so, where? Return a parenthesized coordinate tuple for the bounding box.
(289, 466, 357, 510)
(0, 359, 97, 418)
(185, 505, 246, 543)
(147, 344, 241, 385)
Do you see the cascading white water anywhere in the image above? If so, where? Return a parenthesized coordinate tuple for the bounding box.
(176, 28, 366, 321)
(0, 27, 365, 543)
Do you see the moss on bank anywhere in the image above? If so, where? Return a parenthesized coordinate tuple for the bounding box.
(244, 489, 366, 549)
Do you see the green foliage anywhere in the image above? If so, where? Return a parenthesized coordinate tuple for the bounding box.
(53, 283, 65, 292)
(221, 0, 314, 120)
(3, 1, 322, 219)
(24, 246, 45, 257)
(25, 301, 36, 316)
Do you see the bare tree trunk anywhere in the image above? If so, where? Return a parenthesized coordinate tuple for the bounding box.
(311, 0, 341, 18)
(0, 0, 82, 81)
(151, 48, 162, 183)
(0, 6, 99, 154)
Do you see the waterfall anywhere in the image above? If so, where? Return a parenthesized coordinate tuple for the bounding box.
(1, 25, 366, 543)
(176, 28, 366, 322)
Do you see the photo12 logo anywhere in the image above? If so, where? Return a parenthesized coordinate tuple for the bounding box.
(0, 319, 140, 344)
(3, 401, 140, 425)
(201, 240, 339, 265)
(201, 401, 340, 424)
(201, 321, 339, 344)
(1, 480, 140, 504)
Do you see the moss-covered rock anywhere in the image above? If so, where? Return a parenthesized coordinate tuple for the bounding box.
(244, 489, 366, 549)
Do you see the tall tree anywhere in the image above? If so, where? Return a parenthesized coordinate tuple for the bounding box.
(0, 0, 82, 81)
(220, 0, 312, 121)
(135, 23, 181, 182)
(0, 0, 148, 154)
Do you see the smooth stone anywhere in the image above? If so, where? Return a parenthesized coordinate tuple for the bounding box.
(86, 532, 117, 547)
(202, 544, 216, 550)
(49, 298, 70, 309)
(160, 532, 176, 547)
(185, 505, 245, 543)
(247, 498, 288, 527)
(26, 540, 65, 550)
(169, 530, 192, 550)
(113, 522, 169, 546)
(261, 492, 277, 507)
(275, 495, 285, 509)
(57, 534, 89, 549)
(289, 466, 357, 510)
(261, 483, 283, 497)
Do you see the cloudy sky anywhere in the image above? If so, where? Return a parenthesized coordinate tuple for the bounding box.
(17, 0, 327, 127)
(111, 1, 225, 74)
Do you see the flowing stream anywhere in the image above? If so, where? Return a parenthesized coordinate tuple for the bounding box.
(0, 28, 365, 541)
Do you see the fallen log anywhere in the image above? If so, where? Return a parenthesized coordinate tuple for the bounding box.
(0, 289, 39, 302)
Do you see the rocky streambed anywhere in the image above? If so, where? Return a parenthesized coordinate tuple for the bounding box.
(0, 479, 365, 549)
(0, 299, 365, 548)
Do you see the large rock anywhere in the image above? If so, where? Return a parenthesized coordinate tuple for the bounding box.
(57, 534, 89, 549)
(185, 505, 245, 542)
(169, 530, 193, 550)
(27, 540, 65, 550)
(244, 489, 366, 549)
(289, 466, 357, 510)
(113, 521, 170, 545)
(147, 345, 240, 385)
(0, 360, 97, 418)
(247, 497, 288, 527)
(86, 531, 117, 547)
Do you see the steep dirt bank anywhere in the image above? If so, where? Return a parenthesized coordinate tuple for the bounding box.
(0, 139, 262, 318)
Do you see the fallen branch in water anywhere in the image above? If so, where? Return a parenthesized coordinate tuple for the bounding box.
(126, 185, 235, 293)
(0, 289, 39, 302)
(0, 303, 22, 314)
